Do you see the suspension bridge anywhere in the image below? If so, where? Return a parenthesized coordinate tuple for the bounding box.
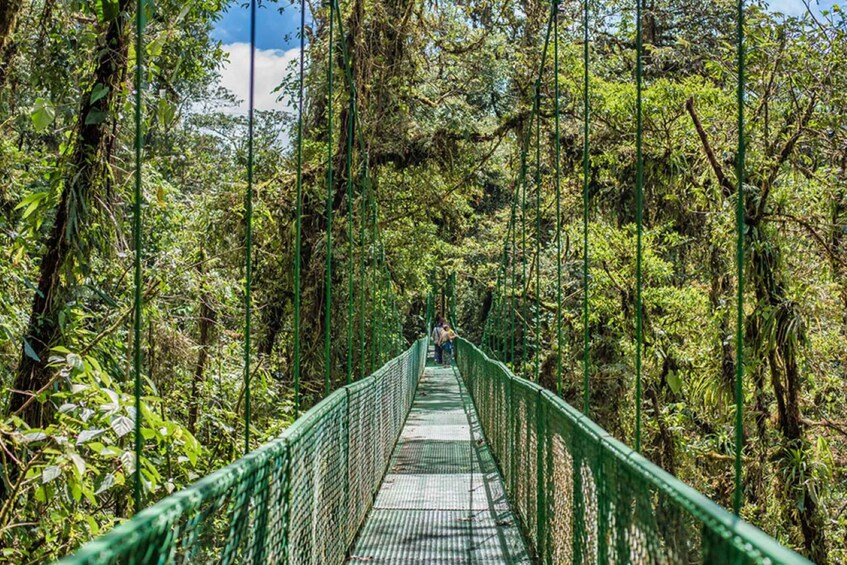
(49, 0, 818, 561)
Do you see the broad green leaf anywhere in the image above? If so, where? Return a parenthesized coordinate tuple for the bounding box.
(90, 83, 110, 104)
(70, 478, 82, 502)
(110, 415, 133, 438)
(147, 36, 166, 58)
(23, 431, 48, 443)
(69, 453, 86, 476)
(42, 465, 61, 484)
(667, 371, 682, 394)
(23, 339, 40, 362)
(95, 472, 115, 495)
(85, 108, 109, 125)
(94, 0, 120, 22)
(76, 428, 106, 444)
(31, 98, 55, 132)
(120, 451, 136, 474)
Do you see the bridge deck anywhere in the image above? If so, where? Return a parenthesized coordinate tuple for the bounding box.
(348, 362, 530, 563)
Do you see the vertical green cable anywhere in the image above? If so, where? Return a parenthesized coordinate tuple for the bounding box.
(132, 0, 146, 513)
(395, 294, 400, 355)
(500, 225, 511, 357)
(450, 273, 456, 325)
(244, 0, 257, 454)
(324, 0, 335, 397)
(521, 138, 528, 374)
(734, 0, 746, 516)
(377, 247, 385, 364)
(510, 195, 517, 365)
(346, 100, 355, 384)
(553, 0, 563, 397)
(501, 233, 510, 356)
(534, 83, 541, 383)
(635, 0, 644, 452)
(293, 0, 306, 411)
(370, 190, 377, 370)
(360, 157, 368, 378)
(492, 272, 501, 356)
(582, 0, 590, 416)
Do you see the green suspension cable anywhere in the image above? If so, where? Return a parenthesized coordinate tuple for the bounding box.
(327, 0, 371, 378)
(450, 273, 456, 326)
(324, 0, 335, 397)
(635, 0, 644, 452)
(521, 142, 528, 374)
(359, 157, 368, 378)
(495, 275, 502, 356)
(330, 0, 372, 379)
(370, 189, 377, 370)
(734, 0, 746, 517)
(553, 0, 563, 397)
(499, 222, 512, 358)
(132, 0, 146, 513)
(333, 7, 368, 157)
(293, 0, 306, 411)
(243, 0, 257, 455)
(346, 99, 355, 385)
(327, 3, 374, 374)
(581, 0, 591, 416)
(534, 83, 542, 383)
(516, 10, 554, 377)
(510, 192, 517, 365)
(377, 246, 385, 365)
(499, 229, 511, 357)
(389, 288, 394, 356)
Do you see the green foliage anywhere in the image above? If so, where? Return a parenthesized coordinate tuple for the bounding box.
(0, 0, 845, 561)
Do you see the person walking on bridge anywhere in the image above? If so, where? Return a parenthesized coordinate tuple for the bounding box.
(440, 324, 457, 366)
(431, 315, 445, 364)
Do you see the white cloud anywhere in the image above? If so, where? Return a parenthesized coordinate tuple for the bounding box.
(217, 42, 300, 114)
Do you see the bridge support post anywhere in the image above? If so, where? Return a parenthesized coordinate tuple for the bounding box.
(572, 434, 585, 563)
(597, 444, 610, 563)
(535, 389, 547, 562)
(508, 373, 516, 499)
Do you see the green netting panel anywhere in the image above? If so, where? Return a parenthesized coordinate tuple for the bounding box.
(455, 338, 813, 565)
(59, 338, 427, 565)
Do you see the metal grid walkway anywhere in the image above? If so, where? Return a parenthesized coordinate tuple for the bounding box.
(348, 362, 531, 563)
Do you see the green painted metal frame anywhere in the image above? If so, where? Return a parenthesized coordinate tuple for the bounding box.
(60, 339, 427, 564)
(456, 338, 812, 564)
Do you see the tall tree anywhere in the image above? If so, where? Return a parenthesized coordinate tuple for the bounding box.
(11, 0, 135, 426)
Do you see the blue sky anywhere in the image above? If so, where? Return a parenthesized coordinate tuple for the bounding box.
(769, 0, 837, 15)
(212, 2, 302, 51)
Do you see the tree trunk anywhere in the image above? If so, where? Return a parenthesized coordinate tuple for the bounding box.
(188, 294, 216, 434)
(707, 243, 735, 392)
(0, 0, 21, 54)
(749, 223, 829, 564)
(9, 1, 133, 427)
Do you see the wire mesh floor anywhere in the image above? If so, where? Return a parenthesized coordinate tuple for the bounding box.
(348, 360, 531, 564)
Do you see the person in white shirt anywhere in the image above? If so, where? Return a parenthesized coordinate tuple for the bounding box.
(431, 315, 445, 363)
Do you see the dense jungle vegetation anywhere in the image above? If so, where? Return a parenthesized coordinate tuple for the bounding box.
(0, 0, 845, 561)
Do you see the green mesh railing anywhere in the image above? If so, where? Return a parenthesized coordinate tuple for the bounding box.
(60, 338, 427, 565)
(456, 338, 812, 565)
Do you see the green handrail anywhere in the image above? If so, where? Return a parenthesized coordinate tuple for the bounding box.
(60, 339, 427, 564)
(455, 338, 812, 565)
